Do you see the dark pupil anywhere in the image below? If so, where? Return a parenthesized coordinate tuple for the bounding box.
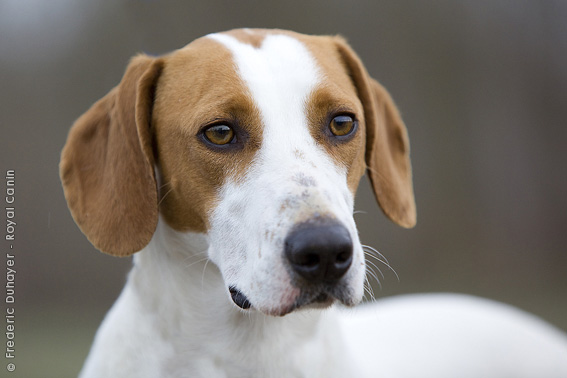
(211, 125, 231, 138)
(333, 116, 353, 134)
(206, 124, 234, 144)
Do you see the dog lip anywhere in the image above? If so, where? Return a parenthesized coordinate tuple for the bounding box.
(229, 286, 252, 310)
(253, 292, 330, 317)
(231, 285, 354, 317)
(254, 290, 344, 317)
(292, 290, 337, 311)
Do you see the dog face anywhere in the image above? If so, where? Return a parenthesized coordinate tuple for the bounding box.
(60, 29, 415, 316)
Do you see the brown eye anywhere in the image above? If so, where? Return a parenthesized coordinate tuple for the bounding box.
(329, 115, 355, 137)
(204, 124, 235, 145)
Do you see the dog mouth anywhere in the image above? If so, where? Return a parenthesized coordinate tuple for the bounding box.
(228, 285, 353, 315)
(292, 284, 357, 311)
(300, 292, 336, 310)
(229, 286, 252, 309)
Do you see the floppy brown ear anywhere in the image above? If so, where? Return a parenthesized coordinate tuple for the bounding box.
(335, 38, 416, 228)
(60, 54, 164, 256)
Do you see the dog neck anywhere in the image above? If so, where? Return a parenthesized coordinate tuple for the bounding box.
(123, 218, 348, 375)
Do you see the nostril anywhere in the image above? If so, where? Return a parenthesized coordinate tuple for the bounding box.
(336, 251, 351, 264)
(284, 220, 353, 283)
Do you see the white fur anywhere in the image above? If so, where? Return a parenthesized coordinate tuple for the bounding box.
(80, 218, 567, 378)
(207, 33, 364, 315)
(79, 32, 567, 377)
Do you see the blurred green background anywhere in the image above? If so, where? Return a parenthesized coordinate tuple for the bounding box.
(1, 0, 566, 376)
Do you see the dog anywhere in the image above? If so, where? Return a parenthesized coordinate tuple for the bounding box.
(60, 28, 567, 377)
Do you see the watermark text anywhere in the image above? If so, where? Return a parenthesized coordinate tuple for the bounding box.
(4, 170, 16, 373)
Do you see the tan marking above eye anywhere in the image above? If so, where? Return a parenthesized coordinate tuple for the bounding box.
(204, 124, 235, 145)
(329, 115, 355, 137)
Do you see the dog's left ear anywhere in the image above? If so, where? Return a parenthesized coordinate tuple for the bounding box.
(335, 37, 416, 228)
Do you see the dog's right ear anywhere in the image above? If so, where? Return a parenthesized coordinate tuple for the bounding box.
(60, 55, 164, 256)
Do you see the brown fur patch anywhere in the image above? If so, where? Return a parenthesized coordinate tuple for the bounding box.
(305, 85, 366, 195)
(223, 28, 267, 48)
(153, 36, 263, 232)
(299, 35, 367, 196)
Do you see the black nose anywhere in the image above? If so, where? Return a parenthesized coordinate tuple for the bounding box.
(284, 221, 353, 283)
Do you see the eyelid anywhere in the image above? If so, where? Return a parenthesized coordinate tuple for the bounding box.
(199, 117, 234, 132)
(332, 114, 355, 125)
(332, 111, 356, 120)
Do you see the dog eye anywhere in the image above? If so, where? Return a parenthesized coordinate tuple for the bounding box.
(329, 115, 355, 137)
(203, 124, 235, 145)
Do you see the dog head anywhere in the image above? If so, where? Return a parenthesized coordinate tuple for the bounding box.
(60, 29, 415, 316)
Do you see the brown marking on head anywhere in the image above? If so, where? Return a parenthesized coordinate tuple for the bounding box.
(223, 28, 268, 48)
(300, 33, 416, 227)
(290, 34, 365, 197)
(216, 29, 371, 198)
(305, 84, 366, 195)
(153, 36, 263, 232)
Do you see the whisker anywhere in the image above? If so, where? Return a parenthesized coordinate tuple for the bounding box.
(184, 255, 209, 269)
(362, 245, 400, 282)
(183, 249, 207, 263)
(158, 185, 174, 207)
(362, 244, 390, 265)
(363, 284, 374, 301)
(201, 258, 211, 289)
(363, 249, 388, 270)
(364, 253, 389, 278)
(365, 257, 385, 281)
(365, 262, 383, 291)
(364, 275, 376, 301)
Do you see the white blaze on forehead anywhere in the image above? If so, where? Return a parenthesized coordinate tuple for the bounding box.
(208, 32, 322, 153)
(205, 32, 364, 312)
